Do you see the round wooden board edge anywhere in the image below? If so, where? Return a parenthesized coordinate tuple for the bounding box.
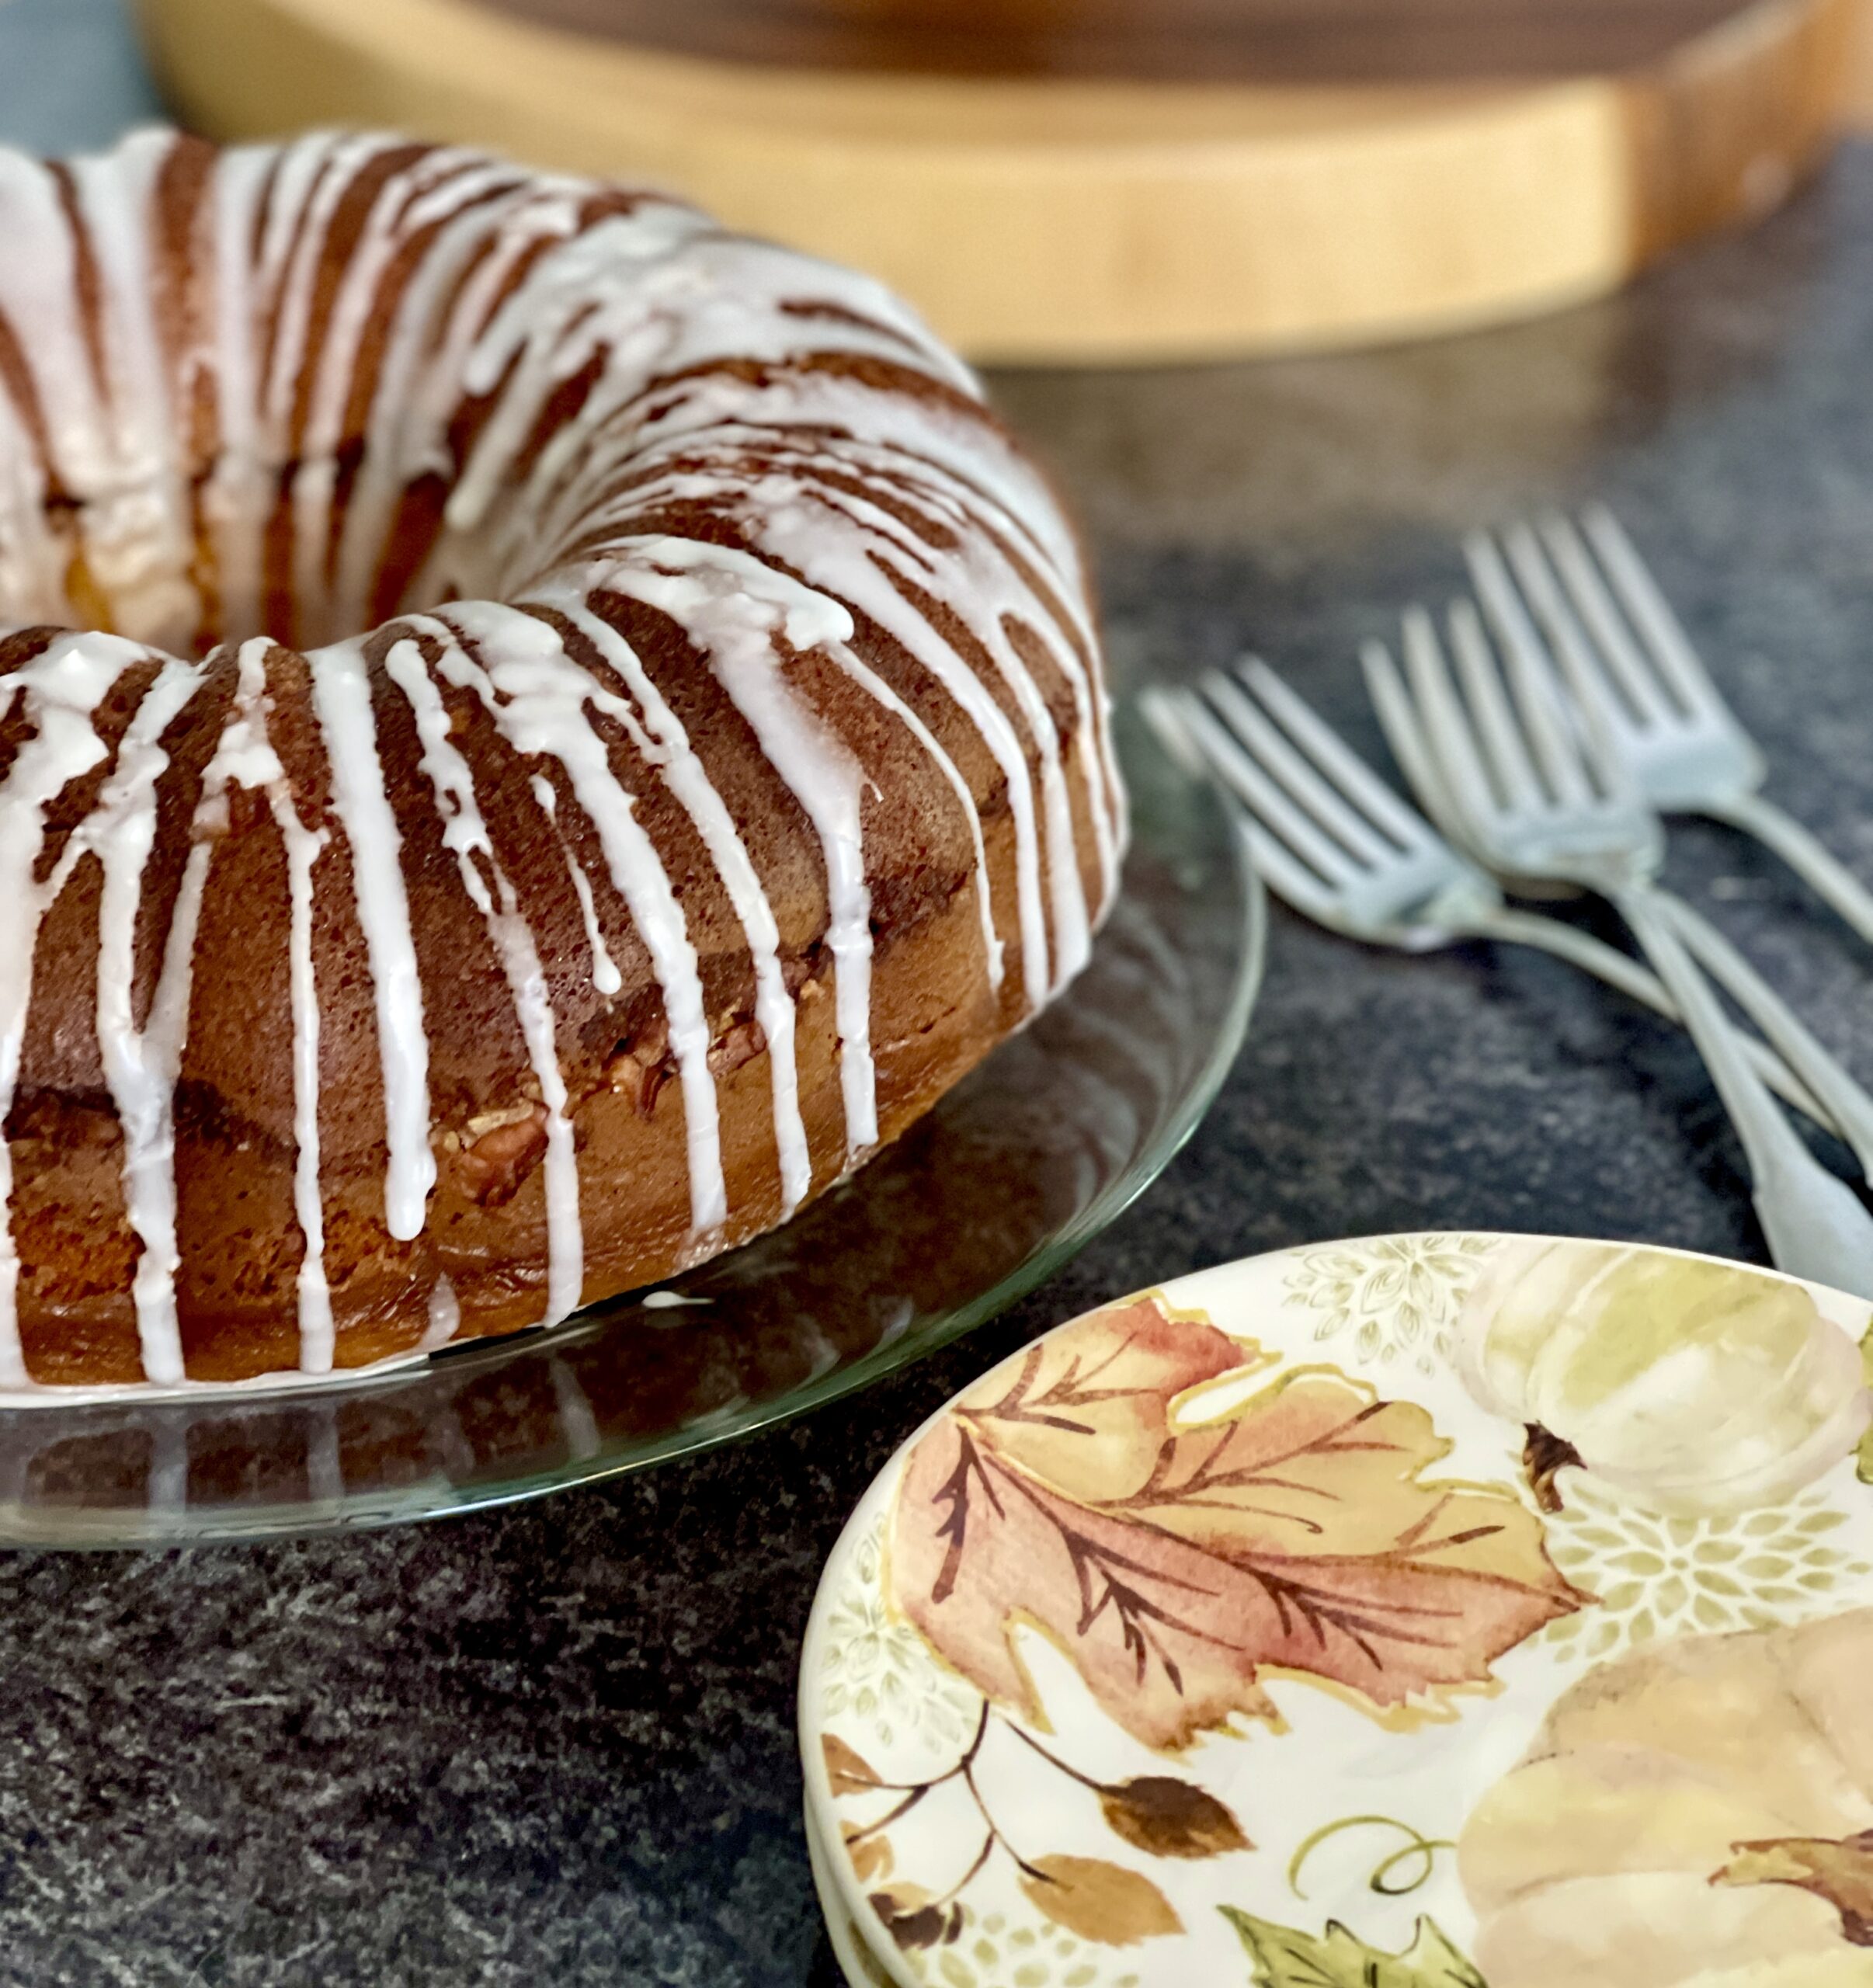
(134, 0, 1857, 363)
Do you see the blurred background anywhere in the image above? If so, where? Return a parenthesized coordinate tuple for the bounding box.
(108, 0, 1873, 362)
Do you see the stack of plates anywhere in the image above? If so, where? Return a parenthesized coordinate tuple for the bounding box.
(801, 1234, 1873, 1987)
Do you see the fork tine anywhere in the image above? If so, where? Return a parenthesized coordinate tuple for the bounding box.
(1139, 688, 1349, 923)
(1359, 637, 1468, 847)
(1499, 523, 1649, 804)
(1534, 511, 1672, 728)
(1465, 532, 1594, 807)
(1505, 518, 1655, 739)
(1449, 537, 1553, 812)
(1400, 603, 1506, 836)
(1204, 666, 1397, 870)
(1190, 675, 1371, 884)
(1579, 503, 1740, 724)
(1233, 656, 1437, 852)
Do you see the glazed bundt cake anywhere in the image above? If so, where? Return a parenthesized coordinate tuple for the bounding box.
(0, 128, 1122, 1388)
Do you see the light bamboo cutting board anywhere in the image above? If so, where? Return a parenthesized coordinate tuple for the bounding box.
(134, 0, 1857, 363)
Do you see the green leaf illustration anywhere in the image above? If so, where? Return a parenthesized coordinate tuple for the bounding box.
(1221, 1908, 1487, 1987)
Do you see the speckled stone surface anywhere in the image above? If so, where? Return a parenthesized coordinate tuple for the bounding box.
(4, 12, 1873, 1984)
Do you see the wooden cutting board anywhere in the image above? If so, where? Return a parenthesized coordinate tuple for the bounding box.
(1847, 0, 1873, 122)
(134, 0, 1857, 363)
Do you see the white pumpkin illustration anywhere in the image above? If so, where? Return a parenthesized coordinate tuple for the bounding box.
(1461, 1607, 1873, 1987)
(1456, 1239, 1869, 1514)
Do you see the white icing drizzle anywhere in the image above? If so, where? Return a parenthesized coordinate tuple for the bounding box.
(528, 770, 622, 997)
(604, 423, 1102, 994)
(203, 144, 276, 651)
(0, 127, 1120, 1387)
(445, 204, 716, 538)
(326, 160, 542, 634)
(546, 592, 812, 1212)
(424, 601, 728, 1233)
(220, 638, 335, 1372)
(0, 633, 148, 1382)
(293, 149, 509, 645)
(68, 135, 200, 654)
(645, 450, 1036, 993)
(382, 633, 584, 1322)
(306, 637, 436, 1241)
(588, 540, 878, 1157)
(88, 649, 213, 1385)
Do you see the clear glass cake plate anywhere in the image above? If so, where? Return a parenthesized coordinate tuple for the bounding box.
(0, 707, 1263, 1545)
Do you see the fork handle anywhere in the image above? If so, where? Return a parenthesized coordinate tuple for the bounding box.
(1657, 893, 1873, 1181)
(1467, 905, 1835, 1133)
(1703, 791, 1873, 946)
(1612, 885, 1873, 1299)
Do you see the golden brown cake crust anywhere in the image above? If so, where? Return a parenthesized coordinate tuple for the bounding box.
(0, 130, 1123, 1387)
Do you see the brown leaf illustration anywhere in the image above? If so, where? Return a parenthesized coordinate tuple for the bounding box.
(1523, 1423, 1583, 1514)
(842, 1823, 893, 1885)
(824, 1735, 883, 1798)
(1713, 1827, 1873, 1945)
(1017, 1853, 1183, 1945)
(1099, 1774, 1251, 1858)
(891, 1293, 1582, 1749)
(868, 1885, 963, 1952)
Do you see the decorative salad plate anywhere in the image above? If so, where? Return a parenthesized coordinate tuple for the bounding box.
(800, 1232, 1873, 1988)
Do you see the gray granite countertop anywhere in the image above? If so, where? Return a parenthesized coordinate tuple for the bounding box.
(4, 8, 1873, 1983)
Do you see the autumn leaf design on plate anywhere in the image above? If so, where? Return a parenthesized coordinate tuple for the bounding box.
(1017, 1854, 1183, 1945)
(824, 1734, 884, 1799)
(822, 1694, 1241, 1948)
(1099, 1774, 1250, 1859)
(889, 1293, 1583, 1750)
(1222, 1908, 1486, 1987)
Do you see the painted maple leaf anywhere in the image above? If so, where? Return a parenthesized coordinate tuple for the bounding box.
(890, 1292, 1583, 1750)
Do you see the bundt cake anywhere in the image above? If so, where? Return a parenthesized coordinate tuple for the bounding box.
(0, 128, 1122, 1388)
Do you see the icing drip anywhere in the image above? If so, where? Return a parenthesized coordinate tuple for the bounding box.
(202, 145, 275, 652)
(427, 602, 728, 1234)
(221, 639, 334, 1372)
(631, 448, 1040, 996)
(546, 593, 811, 1213)
(306, 638, 436, 1241)
(383, 634, 585, 1323)
(0, 634, 149, 1382)
(89, 651, 213, 1384)
(592, 540, 879, 1158)
(528, 770, 622, 997)
(68, 136, 200, 652)
(638, 428, 1100, 994)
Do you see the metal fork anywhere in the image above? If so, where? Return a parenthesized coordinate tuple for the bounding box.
(1138, 665, 1826, 1127)
(1366, 610, 1873, 1180)
(1466, 505, 1873, 944)
(1376, 596, 1873, 1298)
(1450, 533, 1873, 1180)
